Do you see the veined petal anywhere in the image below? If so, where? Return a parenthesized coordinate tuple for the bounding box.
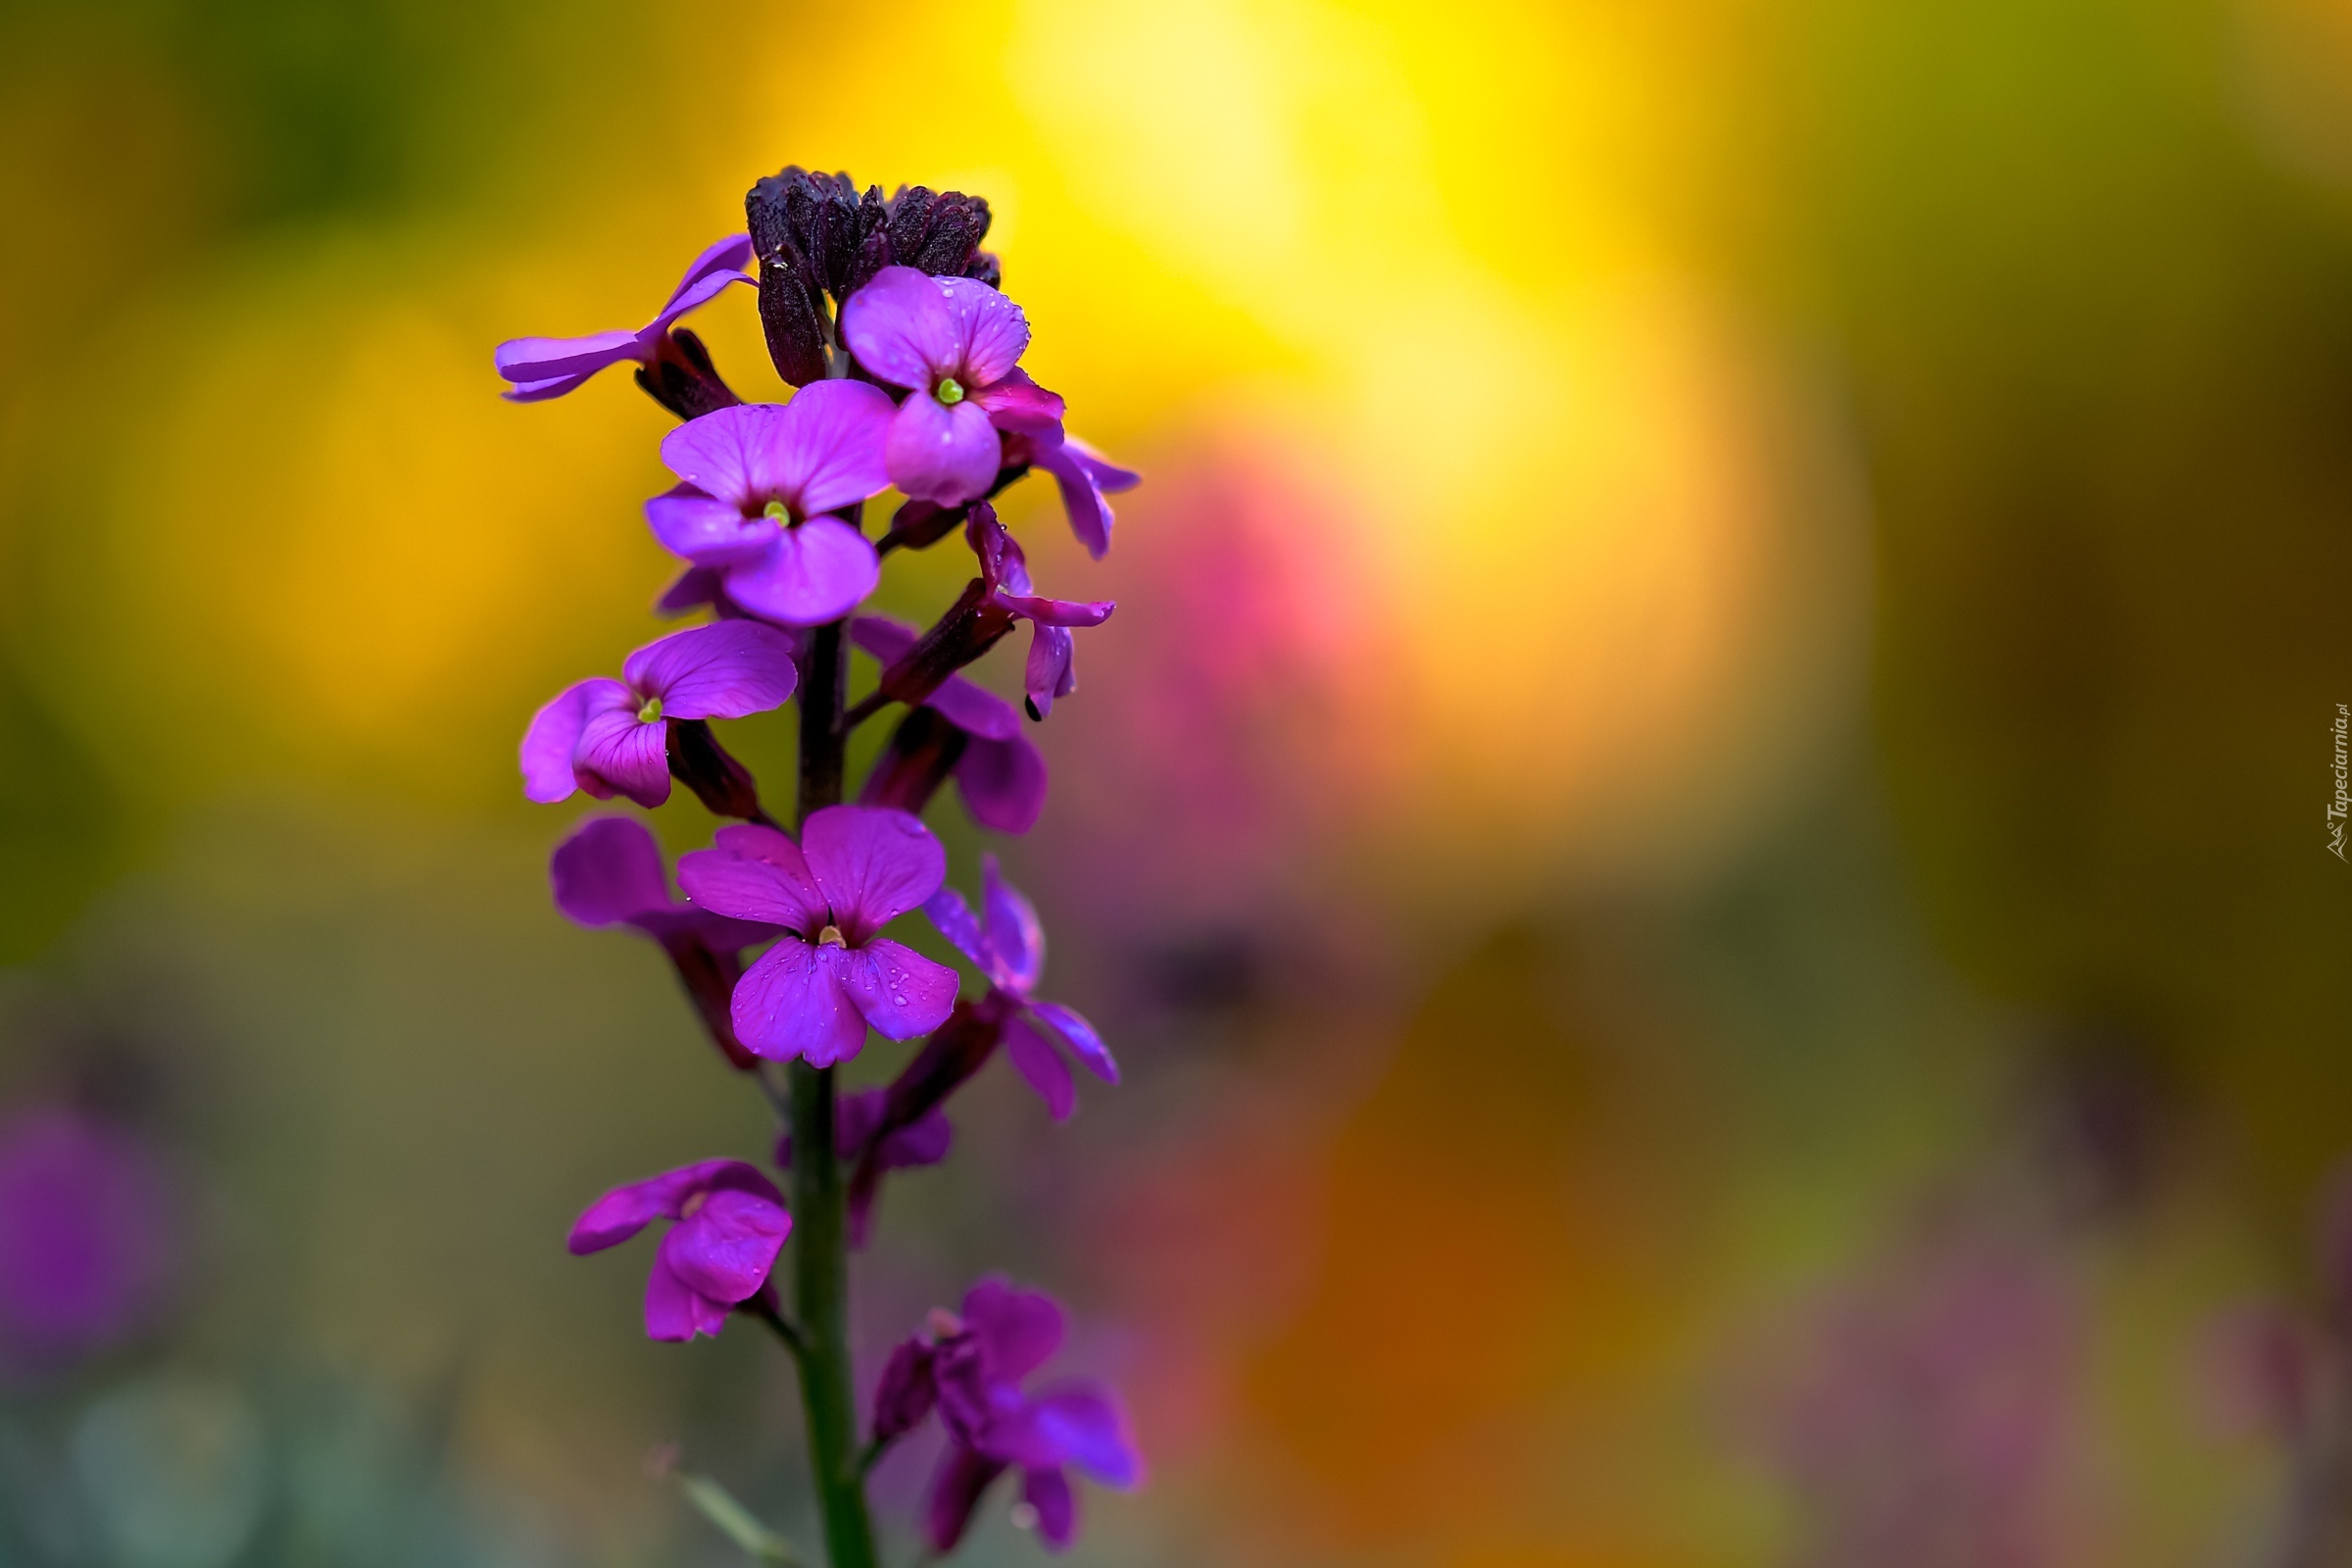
(841, 265, 957, 389)
(1032, 1381, 1145, 1488)
(648, 264, 751, 333)
(574, 706, 670, 808)
(922, 885, 995, 973)
(677, 823, 827, 932)
(937, 275, 1031, 388)
(1064, 434, 1140, 494)
(961, 1277, 1066, 1383)
(1022, 1466, 1077, 1550)
(836, 939, 959, 1041)
(646, 483, 776, 566)
(771, 379, 896, 515)
(494, 329, 643, 386)
(550, 816, 674, 928)
(721, 516, 879, 626)
(732, 939, 868, 1066)
(521, 678, 609, 803)
(886, 394, 1002, 507)
(803, 806, 946, 938)
(980, 856, 1045, 992)
(643, 1255, 729, 1343)
(1028, 1002, 1115, 1085)
(970, 368, 1063, 436)
(1025, 625, 1077, 719)
(1032, 435, 1135, 561)
(622, 621, 799, 720)
(1004, 1016, 1075, 1122)
(567, 1158, 759, 1252)
(999, 590, 1114, 629)
(660, 405, 790, 509)
(955, 734, 1048, 834)
(658, 1188, 789, 1303)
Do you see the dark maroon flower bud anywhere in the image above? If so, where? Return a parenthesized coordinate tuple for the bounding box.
(633, 328, 743, 421)
(872, 1336, 942, 1442)
(860, 707, 968, 818)
(869, 578, 1018, 711)
(664, 719, 764, 821)
(883, 186, 999, 281)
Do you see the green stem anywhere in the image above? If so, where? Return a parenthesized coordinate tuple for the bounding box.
(788, 613, 878, 1568)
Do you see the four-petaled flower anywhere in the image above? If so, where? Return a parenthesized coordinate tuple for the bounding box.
(495, 235, 753, 402)
(647, 383, 898, 626)
(852, 615, 1048, 833)
(521, 621, 800, 809)
(567, 1159, 791, 1343)
(873, 1278, 1142, 1554)
(841, 266, 1066, 507)
(968, 505, 1114, 720)
(677, 807, 959, 1066)
(926, 857, 1115, 1121)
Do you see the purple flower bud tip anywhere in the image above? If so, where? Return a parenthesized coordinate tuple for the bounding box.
(675, 807, 961, 1067)
(568, 1160, 790, 1343)
(923, 858, 1116, 1120)
(496, 235, 754, 400)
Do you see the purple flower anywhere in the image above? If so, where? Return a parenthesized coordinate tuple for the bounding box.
(568, 1160, 791, 1343)
(495, 235, 754, 401)
(646, 383, 897, 625)
(774, 1087, 952, 1247)
(0, 1109, 176, 1366)
(966, 505, 1113, 720)
(520, 621, 799, 809)
(550, 816, 779, 1070)
(880, 1278, 1142, 1554)
(851, 615, 1047, 833)
(840, 266, 1065, 506)
(1025, 432, 1140, 561)
(925, 858, 1115, 1121)
(675, 807, 960, 1066)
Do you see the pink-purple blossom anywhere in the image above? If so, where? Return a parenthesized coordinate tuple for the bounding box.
(841, 267, 1065, 506)
(852, 615, 1047, 833)
(875, 1278, 1142, 1554)
(568, 1159, 790, 1343)
(495, 235, 753, 402)
(521, 621, 800, 809)
(675, 807, 959, 1066)
(966, 505, 1113, 720)
(646, 385, 897, 625)
(0, 1108, 177, 1367)
(925, 858, 1114, 1121)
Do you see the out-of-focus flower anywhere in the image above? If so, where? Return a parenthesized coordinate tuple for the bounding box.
(551, 816, 778, 1069)
(925, 858, 1114, 1121)
(841, 267, 1064, 506)
(520, 621, 799, 809)
(567, 1159, 790, 1343)
(494, 235, 753, 401)
(676, 808, 958, 1066)
(966, 505, 1112, 720)
(646, 386, 896, 625)
(774, 1087, 951, 1247)
(853, 615, 1046, 833)
(0, 1109, 176, 1365)
(880, 1277, 1141, 1554)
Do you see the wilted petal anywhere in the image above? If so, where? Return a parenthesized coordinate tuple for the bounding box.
(622, 621, 799, 720)
(961, 1277, 1065, 1383)
(646, 484, 776, 566)
(836, 939, 960, 1041)
(969, 368, 1063, 436)
(677, 823, 827, 930)
(980, 857, 1044, 993)
(1033, 1381, 1144, 1489)
(550, 816, 674, 928)
(731, 939, 868, 1066)
(643, 1255, 729, 1343)
(803, 806, 946, 938)
(658, 1188, 790, 1303)
(1004, 1016, 1075, 1122)
(520, 679, 606, 803)
(768, 379, 896, 514)
(886, 394, 1002, 507)
(574, 705, 671, 808)
(955, 733, 1048, 834)
(841, 265, 957, 389)
(1022, 1466, 1077, 1550)
(722, 517, 880, 626)
(923, 1443, 1007, 1554)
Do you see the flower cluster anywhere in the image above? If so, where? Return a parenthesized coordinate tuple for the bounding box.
(499, 169, 1140, 1563)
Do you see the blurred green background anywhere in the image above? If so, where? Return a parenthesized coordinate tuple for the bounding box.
(2, 0, 2349, 1563)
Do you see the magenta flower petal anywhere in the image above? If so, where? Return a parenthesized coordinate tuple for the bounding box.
(836, 939, 960, 1040)
(887, 393, 1003, 506)
(922, 886, 992, 973)
(643, 1255, 729, 1343)
(877, 1106, 954, 1167)
(494, 329, 643, 386)
(998, 590, 1114, 629)
(550, 817, 672, 928)
(520, 679, 607, 803)
(1032, 434, 1138, 561)
(652, 263, 752, 328)
(622, 621, 800, 720)
(840, 266, 958, 389)
(574, 704, 670, 808)
(500, 368, 603, 404)
(1025, 625, 1077, 718)
(731, 938, 868, 1066)
(1032, 1381, 1145, 1488)
(925, 1444, 1007, 1554)
(874, 1337, 941, 1442)
(955, 735, 1049, 834)
(678, 824, 829, 933)
(656, 565, 728, 615)
(721, 516, 880, 625)
(969, 368, 1064, 436)
(963, 1277, 1066, 1382)
(980, 855, 1045, 992)
(772, 379, 898, 514)
(1004, 1017, 1075, 1121)
(661, 405, 793, 507)
(851, 616, 1021, 740)
(646, 484, 778, 566)
(1028, 1002, 1116, 1085)
(935, 275, 1032, 387)
(495, 235, 752, 401)
(801, 806, 947, 940)
(567, 1158, 760, 1253)
(662, 234, 758, 308)
(657, 1188, 790, 1302)
(1022, 1465, 1077, 1549)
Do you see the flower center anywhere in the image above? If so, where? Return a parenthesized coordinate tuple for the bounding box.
(637, 695, 663, 723)
(762, 498, 793, 524)
(679, 1192, 708, 1219)
(934, 376, 965, 406)
(817, 923, 847, 947)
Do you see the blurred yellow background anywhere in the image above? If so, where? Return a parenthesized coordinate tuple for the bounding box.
(3, 0, 2349, 1563)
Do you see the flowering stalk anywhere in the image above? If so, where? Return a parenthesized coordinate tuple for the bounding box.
(505, 168, 1143, 1563)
